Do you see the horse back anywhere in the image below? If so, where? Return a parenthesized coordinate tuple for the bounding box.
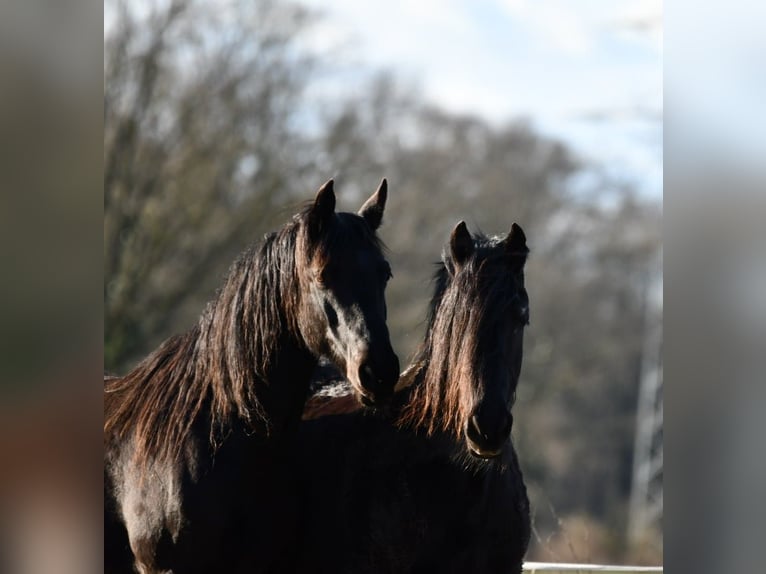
(302, 393, 360, 420)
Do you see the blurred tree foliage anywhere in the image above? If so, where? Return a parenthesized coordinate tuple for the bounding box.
(104, 0, 661, 563)
(105, 0, 317, 368)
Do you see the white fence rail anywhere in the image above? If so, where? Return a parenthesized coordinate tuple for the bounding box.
(524, 562, 662, 573)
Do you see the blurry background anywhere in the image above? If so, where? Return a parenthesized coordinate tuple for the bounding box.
(104, 0, 662, 565)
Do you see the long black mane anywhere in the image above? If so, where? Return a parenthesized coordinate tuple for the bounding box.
(104, 204, 384, 467)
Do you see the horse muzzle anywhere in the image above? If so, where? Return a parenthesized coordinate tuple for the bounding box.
(349, 349, 400, 406)
(464, 408, 513, 459)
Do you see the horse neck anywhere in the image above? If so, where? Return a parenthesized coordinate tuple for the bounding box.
(254, 332, 317, 439)
(394, 351, 441, 430)
(198, 232, 320, 441)
(393, 272, 453, 432)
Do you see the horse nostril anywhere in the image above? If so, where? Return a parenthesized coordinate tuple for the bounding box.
(470, 415, 487, 441)
(357, 363, 375, 388)
(355, 362, 394, 406)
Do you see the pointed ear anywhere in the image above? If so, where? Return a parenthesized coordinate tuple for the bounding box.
(449, 221, 474, 267)
(358, 178, 387, 230)
(503, 222, 529, 263)
(307, 179, 336, 240)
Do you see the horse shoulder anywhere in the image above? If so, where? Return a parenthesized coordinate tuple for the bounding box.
(107, 433, 204, 573)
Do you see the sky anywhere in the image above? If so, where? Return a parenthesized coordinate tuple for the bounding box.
(106, 0, 664, 199)
(300, 0, 663, 199)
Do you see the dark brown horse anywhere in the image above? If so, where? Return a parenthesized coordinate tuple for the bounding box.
(297, 221, 531, 573)
(104, 179, 400, 574)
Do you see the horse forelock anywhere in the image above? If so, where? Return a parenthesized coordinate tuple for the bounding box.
(296, 207, 386, 274)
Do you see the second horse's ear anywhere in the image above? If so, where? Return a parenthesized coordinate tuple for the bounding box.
(308, 179, 336, 241)
(503, 222, 529, 266)
(449, 221, 474, 267)
(358, 178, 388, 231)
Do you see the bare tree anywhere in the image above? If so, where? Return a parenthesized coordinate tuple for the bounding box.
(104, 0, 316, 371)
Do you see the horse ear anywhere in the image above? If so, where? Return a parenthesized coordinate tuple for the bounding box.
(358, 178, 387, 230)
(504, 222, 529, 263)
(449, 221, 474, 266)
(308, 179, 336, 240)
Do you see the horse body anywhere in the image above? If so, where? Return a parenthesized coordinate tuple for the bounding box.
(296, 222, 532, 574)
(104, 180, 399, 574)
(298, 393, 530, 574)
(107, 347, 314, 574)
(109, 423, 302, 573)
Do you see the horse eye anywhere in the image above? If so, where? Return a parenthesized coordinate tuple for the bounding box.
(518, 290, 530, 325)
(317, 265, 334, 286)
(381, 262, 393, 282)
(516, 304, 530, 326)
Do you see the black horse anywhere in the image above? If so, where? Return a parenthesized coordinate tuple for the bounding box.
(104, 179, 400, 574)
(298, 221, 531, 573)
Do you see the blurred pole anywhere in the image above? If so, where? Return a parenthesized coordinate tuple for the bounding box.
(628, 250, 663, 544)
